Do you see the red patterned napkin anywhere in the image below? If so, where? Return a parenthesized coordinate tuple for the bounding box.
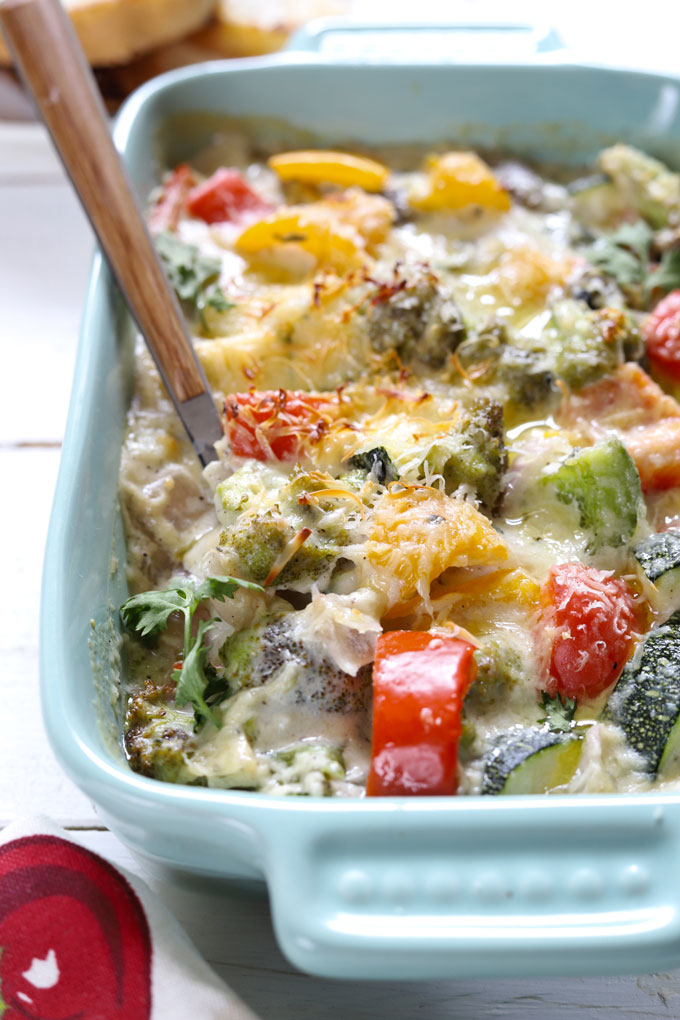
(0, 818, 260, 1019)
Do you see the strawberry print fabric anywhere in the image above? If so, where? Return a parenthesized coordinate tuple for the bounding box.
(0, 819, 259, 1020)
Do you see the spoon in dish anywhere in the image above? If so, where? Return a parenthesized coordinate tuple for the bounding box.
(0, 0, 223, 466)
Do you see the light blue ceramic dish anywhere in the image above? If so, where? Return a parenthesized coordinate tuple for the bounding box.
(41, 23, 680, 980)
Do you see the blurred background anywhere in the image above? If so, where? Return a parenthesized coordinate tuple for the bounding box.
(1, 1, 678, 120)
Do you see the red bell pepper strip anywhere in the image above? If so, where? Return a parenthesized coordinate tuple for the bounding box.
(367, 631, 477, 796)
(187, 167, 271, 224)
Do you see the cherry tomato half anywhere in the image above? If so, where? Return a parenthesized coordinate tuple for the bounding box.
(186, 168, 271, 224)
(224, 389, 337, 461)
(643, 289, 680, 382)
(540, 562, 637, 701)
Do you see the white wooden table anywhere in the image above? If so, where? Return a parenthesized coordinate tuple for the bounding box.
(3, 119, 680, 1019)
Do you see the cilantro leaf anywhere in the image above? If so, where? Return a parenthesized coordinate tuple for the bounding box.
(611, 220, 654, 262)
(156, 232, 234, 333)
(194, 575, 262, 603)
(197, 284, 235, 333)
(174, 619, 221, 728)
(155, 231, 221, 301)
(587, 220, 653, 289)
(198, 284, 234, 314)
(538, 691, 577, 733)
(121, 574, 264, 728)
(120, 578, 193, 641)
(646, 246, 680, 298)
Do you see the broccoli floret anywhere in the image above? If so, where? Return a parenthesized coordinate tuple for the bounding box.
(348, 446, 399, 484)
(220, 616, 372, 714)
(219, 468, 353, 589)
(498, 346, 556, 408)
(453, 320, 505, 380)
(220, 613, 291, 691)
(275, 744, 345, 779)
(424, 397, 507, 509)
(467, 638, 523, 708)
(455, 321, 556, 410)
(124, 680, 197, 783)
(278, 468, 356, 538)
(598, 144, 680, 229)
(215, 461, 287, 527)
(542, 436, 643, 553)
(265, 743, 347, 796)
(545, 299, 630, 391)
(222, 510, 288, 584)
(224, 512, 340, 588)
(367, 265, 466, 366)
(279, 468, 335, 516)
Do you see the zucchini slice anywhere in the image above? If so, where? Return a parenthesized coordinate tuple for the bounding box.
(542, 436, 642, 553)
(634, 529, 680, 616)
(604, 609, 680, 776)
(481, 727, 583, 795)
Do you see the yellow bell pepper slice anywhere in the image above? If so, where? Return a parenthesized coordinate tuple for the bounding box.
(411, 151, 511, 213)
(269, 150, 389, 192)
(368, 487, 508, 602)
(235, 211, 360, 272)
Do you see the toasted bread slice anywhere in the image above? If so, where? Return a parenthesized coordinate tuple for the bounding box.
(0, 0, 216, 67)
(189, 0, 348, 58)
(94, 0, 349, 101)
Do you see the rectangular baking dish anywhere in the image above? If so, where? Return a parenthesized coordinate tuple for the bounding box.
(41, 22, 680, 980)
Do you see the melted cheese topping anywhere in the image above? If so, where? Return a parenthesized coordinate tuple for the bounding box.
(120, 137, 680, 797)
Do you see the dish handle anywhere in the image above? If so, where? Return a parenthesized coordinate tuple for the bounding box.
(286, 18, 564, 62)
(264, 797, 680, 979)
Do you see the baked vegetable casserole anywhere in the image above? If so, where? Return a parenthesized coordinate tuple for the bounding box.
(119, 137, 680, 798)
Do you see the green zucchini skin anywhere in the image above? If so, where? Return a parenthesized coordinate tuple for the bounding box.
(604, 609, 680, 775)
(635, 529, 680, 581)
(542, 436, 642, 553)
(481, 727, 583, 795)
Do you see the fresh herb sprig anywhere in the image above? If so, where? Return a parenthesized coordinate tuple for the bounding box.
(121, 575, 262, 728)
(586, 220, 680, 306)
(155, 232, 234, 331)
(587, 220, 653, 293)
(646, 246, 680, 298)
(538, 690, 577, 733)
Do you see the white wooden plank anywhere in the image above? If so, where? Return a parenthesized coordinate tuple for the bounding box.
(0, 180, 92, 444)
(29, 829, 680, 1020)
(0, 78, 37, 127)
(0, 122, 64, 179)
(0, 448, 97, 824)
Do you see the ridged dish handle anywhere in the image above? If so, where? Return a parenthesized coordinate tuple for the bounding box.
(264, 797, 680, 979)
(287, 18, 564, 62)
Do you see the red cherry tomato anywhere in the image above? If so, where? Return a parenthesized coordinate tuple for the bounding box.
(148, 163, 195, 233)
(224, 389, 337, 461)
(540, 562, 637, 701)
(643, 289, 680, 382)
(186, 168, 271, 224)
(367, 631, 477, 796)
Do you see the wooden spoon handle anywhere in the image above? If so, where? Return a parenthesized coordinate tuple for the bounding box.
(0, 0, 207, 404)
